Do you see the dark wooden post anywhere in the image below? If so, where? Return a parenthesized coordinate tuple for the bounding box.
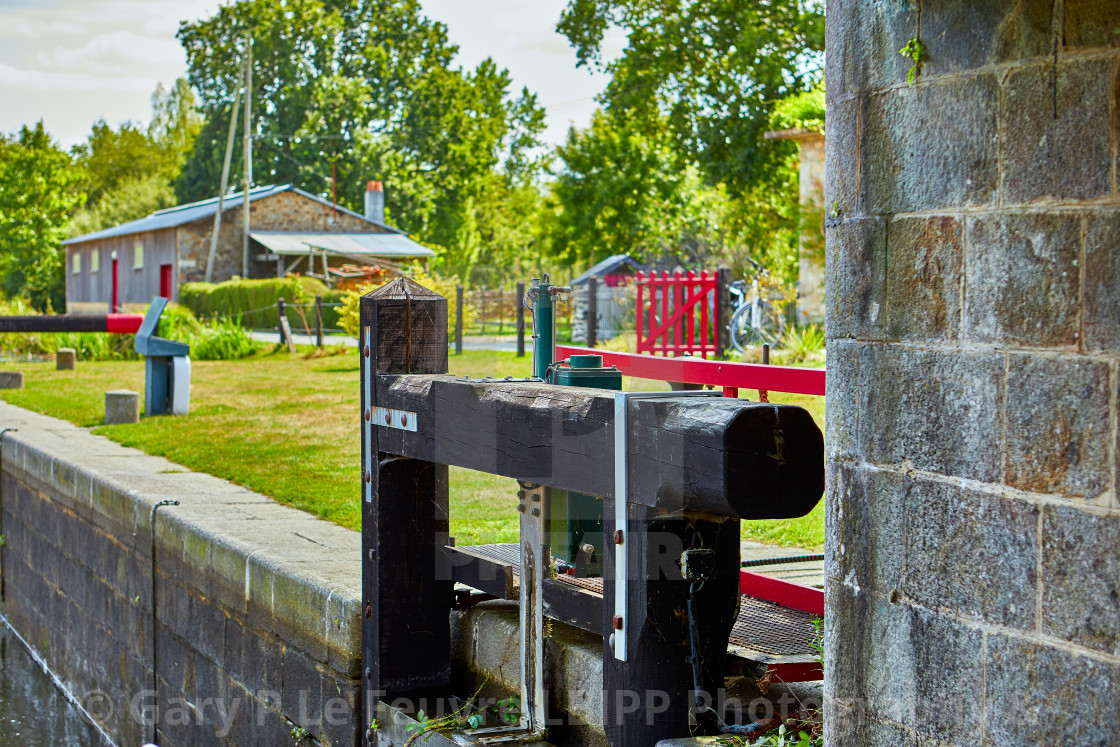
(277, 296, 285, 338)
(586, 275, 598, 347)
(454, 285, 464, 356)
(315, 294, 324, 348)
(479, 288, 487, 334)
(516, 281, 526, 358)
(716, 267, 732, 358)
(601, 506, 741, 744)
(360, 278, 452, 727)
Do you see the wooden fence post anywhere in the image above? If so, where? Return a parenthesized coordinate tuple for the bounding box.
(360, 278, 452, 723)
(455, 285, 464, 356)
(716, 268, 732, 358)
(277, 297, 295, 353)
(315, 294, 324, 348)
(479, 288, 487, 334)
(587, 275, 598, 347)
(516, 281, 526, 358)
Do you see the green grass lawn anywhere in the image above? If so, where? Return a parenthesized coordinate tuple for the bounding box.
(0, 347, 825, 550)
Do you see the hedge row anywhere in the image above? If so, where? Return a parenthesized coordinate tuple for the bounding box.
(179, 277, 347, 332)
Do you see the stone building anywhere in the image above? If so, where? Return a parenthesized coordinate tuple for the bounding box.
(765, 127, 825, 324)
(826, 2, 1119, 744)
(63, 182, 434, 313)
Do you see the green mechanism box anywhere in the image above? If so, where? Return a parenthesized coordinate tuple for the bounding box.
(549, 354, 620, 575)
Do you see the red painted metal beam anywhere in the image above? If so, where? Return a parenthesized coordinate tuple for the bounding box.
(0, 314, 144, 334)
(766, 661, 823, 683)
(556, 345, 826, 396)
(740, 570, 824, 617)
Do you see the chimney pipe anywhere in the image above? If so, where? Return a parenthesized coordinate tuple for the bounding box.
(364, 180, 385, 225)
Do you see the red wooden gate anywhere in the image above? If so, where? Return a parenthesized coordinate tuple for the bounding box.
(635, 270, 719, 358)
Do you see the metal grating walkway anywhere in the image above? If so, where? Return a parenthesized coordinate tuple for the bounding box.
(452, 544, 821, 667)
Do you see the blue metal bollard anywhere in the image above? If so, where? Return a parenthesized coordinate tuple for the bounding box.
(134, 297, 191, 416)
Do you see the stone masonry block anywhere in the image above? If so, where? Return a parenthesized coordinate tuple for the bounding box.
(825, 0, 918, 99)
(864, 75, 1000, 214)
(920, 0, 1052, 74)
(0, 371, 23, 389)
(826, 583, 984, 743)
(1064, 1, 1120, 49)
(1084, 212, 1120, 352)
(282, 645, 324, 729)
(902, 479, 1038, 629)
(104, 390, 139, 425)
(824, 95, 863, 218)
(824, 340, 861, 461)
(826, 218, 886, 340)
(1002, 58, 1114, 203)
(824, 698, 927, 747)
(1042, 505, 1120, 656)
(886, 215, 963, 342)
(858, 345, 1003, 482)
(1003, 354, 1111, 497)
(825, 464, 905, 597)
(984, 633, 1120, 745)
(964, 212, 1081, 348)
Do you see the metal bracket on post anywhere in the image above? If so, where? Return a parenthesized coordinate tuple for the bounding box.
(611, 390, 723, 662)
(517, 480, 548, 737)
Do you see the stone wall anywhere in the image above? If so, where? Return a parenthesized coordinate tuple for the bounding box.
(825, 2, 1119, 744)
(0, 402, 363, 746)
(177, 190, 383, 285)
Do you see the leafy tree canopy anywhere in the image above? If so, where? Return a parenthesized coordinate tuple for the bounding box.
(557, 0, 824, 190)
(0, 123, 86, 310)
(68, 79, 200, 235)
(176, 0, 546, 279)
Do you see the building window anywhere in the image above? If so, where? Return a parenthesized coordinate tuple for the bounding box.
(90, 250, 99, 273)
(73, 252, 81, 275)
(133, 242, 144, 270)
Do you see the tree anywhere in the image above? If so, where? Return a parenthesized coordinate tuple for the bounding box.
(549, 110, 691, 267)
(69, 79, 200, 235)
(557, 0, 824, 191)
(175, 0, 546, 276)
(0, 123, 86, 310)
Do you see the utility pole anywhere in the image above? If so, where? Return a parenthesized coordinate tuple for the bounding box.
(206, 57, 245, 282)
(242, 37, 253, 278)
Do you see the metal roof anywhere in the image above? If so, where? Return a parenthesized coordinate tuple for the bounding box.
(251, 231, 436, 259)
(63, 184, 399, 245)
(571, 253, 647, 286)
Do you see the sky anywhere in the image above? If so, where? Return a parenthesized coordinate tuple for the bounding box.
(0, 0, 622, 150)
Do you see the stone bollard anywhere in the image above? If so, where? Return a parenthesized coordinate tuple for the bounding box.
(105, 390, 140, 425)
(0, 372, 23, 389)
(56, 348, 76, 371)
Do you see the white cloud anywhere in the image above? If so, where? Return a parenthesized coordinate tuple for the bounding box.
(0, 62, 157, 93)
(44, 29, 184, 69)
(0, 18, 86, 38)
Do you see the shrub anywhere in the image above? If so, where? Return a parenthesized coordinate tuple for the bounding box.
(179, 276, 311, 328)
(337, 267, 475, 337)
(189, 317, 261, 360)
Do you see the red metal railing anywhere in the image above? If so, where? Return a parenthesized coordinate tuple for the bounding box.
(556, 345, 826, 398)
(635, 270, 719, 358)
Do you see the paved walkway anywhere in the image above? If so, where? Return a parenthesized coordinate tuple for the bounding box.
(740, 540, 824, 589)
(250, 330, 522, 353)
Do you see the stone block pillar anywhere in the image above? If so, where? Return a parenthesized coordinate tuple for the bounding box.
(825, 3, 1120, 743)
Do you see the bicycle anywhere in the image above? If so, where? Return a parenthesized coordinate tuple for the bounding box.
(728, 258, 785, 352)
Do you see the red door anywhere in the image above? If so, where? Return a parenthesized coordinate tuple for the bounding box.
(159, 264, 173, 299)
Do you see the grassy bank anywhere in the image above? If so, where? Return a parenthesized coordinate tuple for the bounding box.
(0, 348, 824, 549)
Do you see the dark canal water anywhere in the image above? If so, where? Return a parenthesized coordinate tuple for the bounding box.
(0, 621, 109, 746)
